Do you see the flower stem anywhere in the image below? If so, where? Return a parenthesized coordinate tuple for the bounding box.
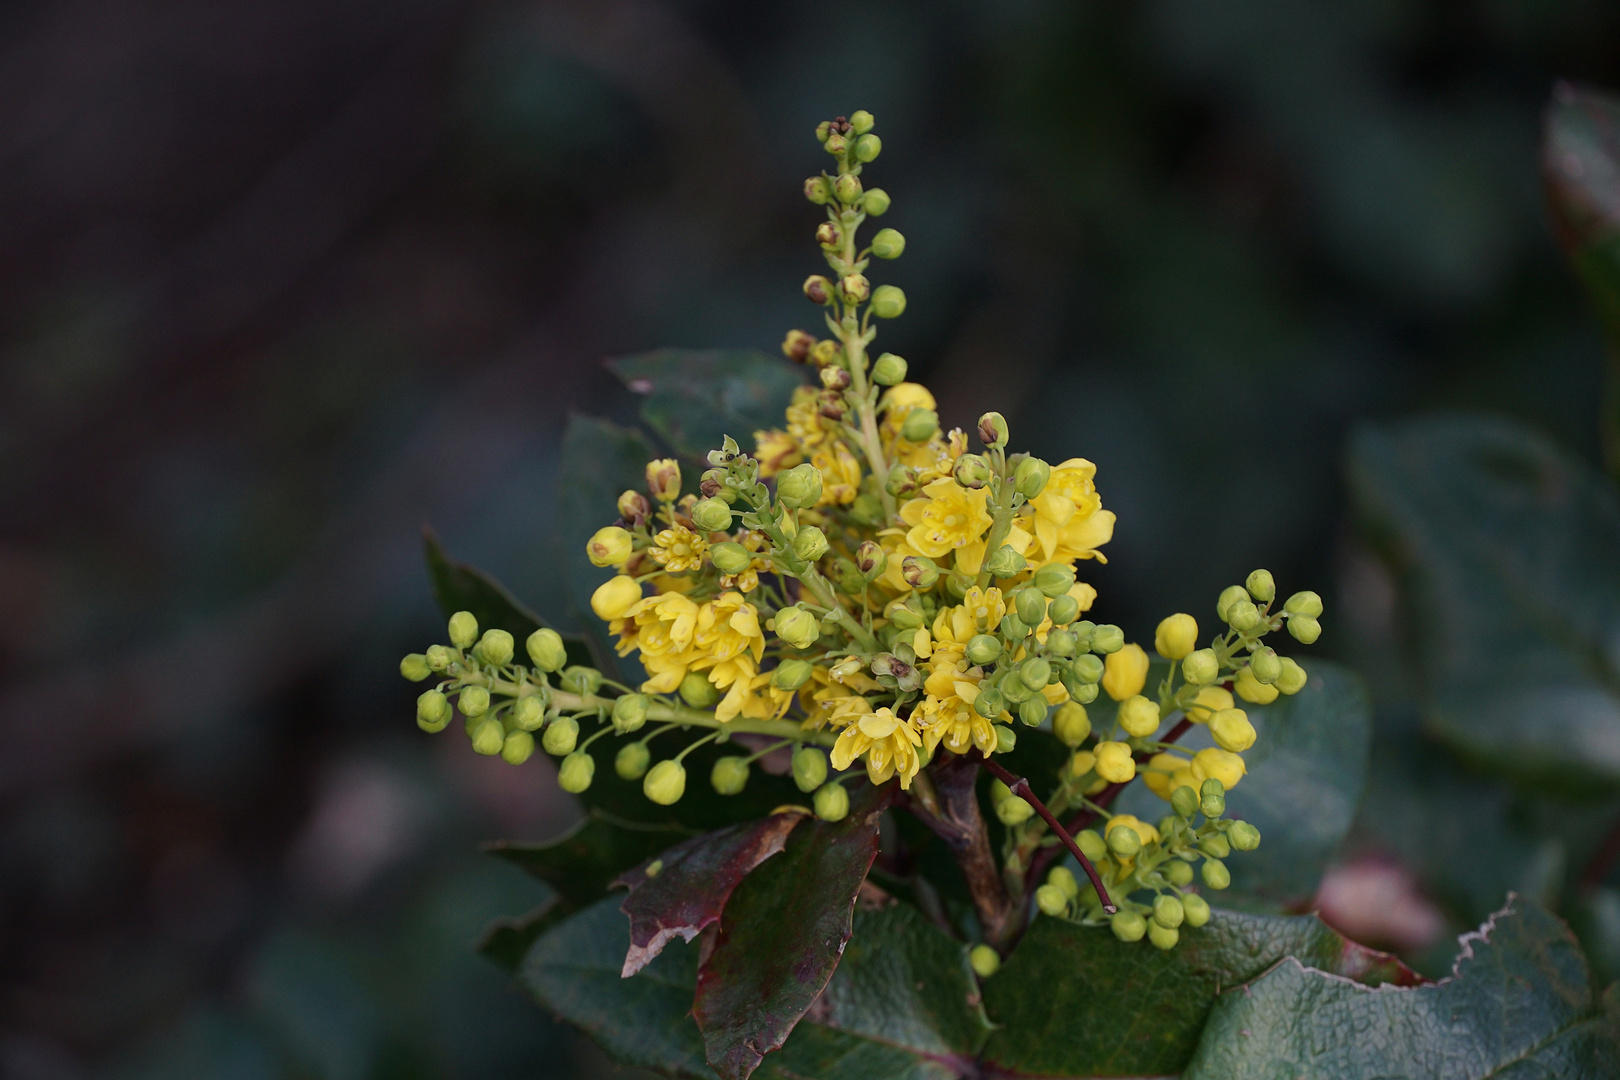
(980, 757, 1116, 915)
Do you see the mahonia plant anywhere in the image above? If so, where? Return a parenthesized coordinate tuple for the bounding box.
(400, 109, 1326, 963)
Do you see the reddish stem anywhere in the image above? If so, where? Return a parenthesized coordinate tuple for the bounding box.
(981, 756, 1117, 915)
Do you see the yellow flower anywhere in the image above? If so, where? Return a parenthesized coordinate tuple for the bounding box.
(716, 669, 795, 723)
(801, 664, 884, 729)
(1154, 613, 1198, 660)
(830, 706, 924, 789)
(916, 657, 999, 756)
(586, 526, 633, 567)
(1028, 458, 1115, 563)
(1234, 665, 1280, 705)
(930, 586, 1006, 652)
(1210, 707, 1256, 752)
(1186, 685, 1234, 724)
(1094, 740, 1136, 783)
(810, 440, 862, 505)
(689, 591, 767, 693)
(1141, 751, 1193, 799)
(615, 592, 700, 693)
(719, 531, 770, 593)
(900, 477, 994, 572)
(1117, 694, 1161, 737)
(1068, 749, 1110, 794)
(591, 576, 642, 620)
(1191, 747, 1246, 790)
(1105, 813, 1160, 847)
(1102, 643, 1149, 701)
(649, 524, 709, 573)
(878, 383, 936, 438)
(753, 427, 803, 476)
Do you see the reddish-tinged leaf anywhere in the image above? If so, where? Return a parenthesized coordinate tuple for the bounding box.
(693, 784, 894, 1080)
(615, 811, 806, 978)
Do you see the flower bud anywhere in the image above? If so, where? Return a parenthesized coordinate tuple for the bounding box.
(999, 672, 1034, 705)
(948, 572, 976, 602)
(1154, 614, 1198, 661)
(953, 453, 991, 489)
(1182, 892, 1211, 927)
(1014, 457, 1051, 499)
(1166, 859, 1195, 887)
(1111, 909, 1147, 943)
(1275, 656, 1307, 695)
(1284, 590, 1323, 618)
(645, 458, 681, 503)
(849, 109, 875, 134)
(1170, 784, 1199, 819)
(616, 741, 650, 780)
(1046, 628, 1078, 658)
(1053, 702, 1090, 747)
(476, 629, 514, 666)
(1019, 698, 1049, 727)
(976, 412, 1008, 449)
(901, 555, 939, 589)
(1102, 643, 1149, 701)
(471, 719, 505, 755)
(618, 489, 651, 523)
(591, 576, 641, 621)
(996, 795, 1035, 826)
(1148, 922, 1179, 950)
(542, 716, 579, 756)
(448, 611, 478, 650)
(1012, 588, 1045, 628)
(886, 601, 924, 630)
(790, 526, 829, 564)
(853, 133, 882, 162)
(870, 227, 904, 259)
(1032, 562, 1075, 599)
(1048, 594, 1080, 625)
(994, 725, 1017, 753)
(1153, 894, 1185, 929)
(1200, 833, 1231, 859)
(1094, 741, 1135, 783)
(690, 498, 733, 533)
(804, 176, 832, 204)
(1118, 695, 1161, 737)
(900, 407, 938, 443)
(425, 645, 453, 672)
(1211, 708, 1255, 752)
(587, 526, 633, 568)
(1019, 656, 1052, 692)
(774, 605, 821, 650)
(845, 540, 884, 582)
(711, 756, 750, 795)
(459, 686, 490, 717)
(776, 462, 824, 508)
(816, 221, 841, 248)
(1226, 599, 1260, 631)
(611, 693, 649, 734)
(417, 690, 451, 732)
(824, 132, 846, 155)
(773, 660, 815, 692)
(819, 365, 852, 390)
(1048, 866, 1080, 899)
(705, 541, 749, 577)
(558, 750, 595, 791)
(1229, 820, 1261, 851)
(814, 780, 849, 821)
(1036, 884, 1068, 916)
(789, 745, 828, 792)
(1090, 624, 1124, 654)
(1233, 666, 1279, 705)
(1106, 824, 1141, 857)
(969, 943, 1000, 977)
(1201, 859, 1230, 891)
(524, 628, 565, 672)
(834, 173, 862, 204)
(560, 666, 601, 695)
(1287, 615, 1321, 644)
(1070, 654, 1104, 684)
(809, 339, 843, 368)
(678, 672, 721, 708)
(1200, 777, 1226, 819)
(840, 273, 871, 304)
(974, 687, 1006, 720)
(512, 696, 544, 731)
(803, 275, 833, 305)
(870, 352, 907, 385)
(985, 545, 1028, 579)
(782, 329, 816, 362)
(1181, 648, 1219, 685)
(400, 654, 431, 682)
(962, 634, 1000, 666)
(1193, 747, 1246, 791)
(862, 188, 891, 215)
(644, 760, 687, 805)
(849, 493, 884, 526)
(1246, 569, 1275, 603)
(869, 284, 906, 319)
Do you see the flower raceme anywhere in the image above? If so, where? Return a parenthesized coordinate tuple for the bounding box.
(398, 109, 1326, 951)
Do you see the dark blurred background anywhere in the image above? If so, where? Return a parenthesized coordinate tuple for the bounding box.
(3, 1, 1618, 1076)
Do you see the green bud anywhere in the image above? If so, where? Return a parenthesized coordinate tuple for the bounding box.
(849, 109, 875, 134)
(476, 629, 514, 666)
(1069, 620, 1096, 649)
(849, 492, 884, 526)
(678, 672, 721, 708)
(839, 273, 871, 305)
(901, 555, 939, 589)
(708, 541, 752, 576)
(1070, 654, 1104, 683)
(1216, 585, 1248, 623)
(1078, 829, 1108, 862)
(985, 545, 1027, 579)
(823, 129, 843, 153)
(1047, 594, 1081, 625)
(901, 407, 938, 443)
(814, 781, 849, 821)
(871, 352, 907, 385)
(1147, 921, 1179, 950)
(458, 685, 490, 717)
(773, 605, 821, 650)
(953, 453, 992, 489)
(1111, 909, 1147, 943)
(1275, 656, 1307, 694)
(1018, 698, 1049, 727)
(1090, 625, 1124, 654)
(425, 644, 453, 672)
(503, 730, 538, 765)
(976, 412, 1009, 449)
(803, 274, 833, 305)
(691, 497, 733, 532)
(792, 746, 828, 792)
(644, 760, 687, 805)
(558, 750, 595, 791)
(1182, 892, 1211, 927)
(994, 725, 1017, 753)
(1199, 833, 1231, 859)
(1284, 590, 1323, 618)
(542, 716, 579, 756)
(1226, 599, 1260, 631)
(448, 611, 478, 650)
(1287, 615, 1321, 644)
(1054, 702, 1090, 746)
(1249, 647, 1282, 684)
(998, 672, 1034, 705)
(560, 667, 601, 696)
(793, 525, 831, 562)
(966, 634, 1002, 665)
(870, 227, 904, 259)
(1036, 884, 1068, 917)
(1153, 894, 1185, 929)
(886, 602, 924, 630)
(471, 720, 505, 755)
(834, 173, 863, 204)
(996, 795, 1034, 826)
(862, 188, 891, 216)
(1200, 778, 1226, 819)
(776, 462, 824, 508)
(1046, 628, 1078, 658)
(1032, 562, 1076, 599)
(1015, 588, 1048, 627)
(853, 133, 882, 162)
(969, 943, 1000, 978)
(1014, 456, 1051, 499)
(400, 654, 431, 682)
(526, 628, 567, 672)
(975, 686, 1007, 720)
(1019, 656, 1052, 691)
(1049, 866, 1080, 898)
(1181, 649, 1219, 685)
(773, 660, 815, 691)
(1106, 825, 1142, 857)
(1246, 569, 1276, 603)
(945, 571, 973, 600)
(1171, 785, 1200, 819)
(1202, 858, 1231, 890)
(1070, 682, 1099, 704)
(611, 694, 649, 733)
(711, 756, 750, 795)
(615, 741, 650, 780)
(1229, 821, 1261, 851)
(804, 176, 832, 204)
(511, 696, 545, 731)
(416, 690, 450, 732)
(1165, 858, 1194, 887)
(869, 284, 907, 319)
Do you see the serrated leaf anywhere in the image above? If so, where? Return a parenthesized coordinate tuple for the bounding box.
(1349, 416, 1620, 790)
(1544, 84, 1620, 348)
(608, 348, 806, 462)
(980, 907, 1417, 1078)
(694, 785, 894, 1080)
(1184, 895, 1620, 1079)
(616, 812, 806, 976)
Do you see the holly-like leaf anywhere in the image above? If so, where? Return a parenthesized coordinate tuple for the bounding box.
(1544, 84, 1620, 352)
(608, 348, 806, 462)
(616, 812, 806, 977)
(980, 907, 1418, 1078)
(693, 785, 893, 1080)
(1184, 895, 1620, 1079)
(1349, 416, 1620, 790)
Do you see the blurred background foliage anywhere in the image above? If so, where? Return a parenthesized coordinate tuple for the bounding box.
(4, 0, 1620, 1077)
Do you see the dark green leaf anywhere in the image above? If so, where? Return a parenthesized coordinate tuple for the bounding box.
(474, 899, 562, 975)
(423, 527, 595, 665)
(608, 348, 806, 462)
(693, 785, 893, 1080)
(486, 813, 687, 911)
(1349, 416, 1620, 790)
(616, 812, 806, 976)
(1184, 895, 1620, 1079)
(753, 1022, 958, 1080)
(1544, 84, 1620, 349)
(980, 906, 1417, 1077)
